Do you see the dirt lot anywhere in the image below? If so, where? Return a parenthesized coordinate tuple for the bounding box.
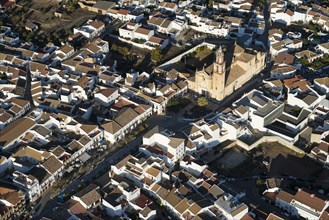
(12, 0, 95, 30)
(102, 38, 153, 73)
(260, 143, 318, 178)
(215, 148, 247, 169)
(210, 143, 326, 179)
(7, 0, 96, 46)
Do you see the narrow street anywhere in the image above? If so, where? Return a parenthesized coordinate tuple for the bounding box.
(32, 1, 278, 218)
(34, 115, 190, 219)
(34, 137, 139, 219)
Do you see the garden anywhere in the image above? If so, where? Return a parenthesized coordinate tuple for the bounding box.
(165, 96, 191, 113)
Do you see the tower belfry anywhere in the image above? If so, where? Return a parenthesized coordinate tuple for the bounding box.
(214, 46, 225, 75)
(215, 46, 224, 64)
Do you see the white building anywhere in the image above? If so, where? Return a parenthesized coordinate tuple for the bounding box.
(276, 188, 329, 220)
(73, 20, 105, 39)
(142, 126, 185, 165)
(94, 87, 120, 107)
(270, 65, 297, 79)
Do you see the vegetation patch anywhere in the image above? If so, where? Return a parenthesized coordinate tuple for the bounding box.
(166, 96, 191, 113)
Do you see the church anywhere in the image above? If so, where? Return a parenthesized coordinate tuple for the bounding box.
(187, 44, 266, 101)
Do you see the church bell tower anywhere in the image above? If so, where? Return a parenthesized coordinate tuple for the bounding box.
(212, 45, 226, 100)
(214, 46, 225, 75)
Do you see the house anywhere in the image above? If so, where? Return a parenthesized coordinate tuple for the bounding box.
(159, 2, 178, 12)
(71, 184, 102, 209)
(148, 36, 170, 50)
(141, 126, 185, 165)
(274, 53, 295, 65)
(99, 72, 122, 86)
(0, 186, 25, 220)
(295, 50, 323, 63)
(148, 17, 174, 34)
(0, 117, 36, 151)
(272, 9, 294, 25)
(270, 65, 297, 79)
(78, 0, 116, 15)
(270, 41, 288, 57)
(94, 87, 119, 107)
(0, 109, 13, 130)
(314, 77, 329, 94)
(125, 71, 149, 87)
(73, 20, 105, 39)
(215, 193, 249, 220)
(269, 29, 283, 42)
(134, 27, 154, 41)
(136, 195, 157, 220)
(63, 199, 87, 217)
(311, 142, 329, 165)
(25, 23, 38, 32)
(276, 105, 312, 133)
(285, 39, 303, 52)
(275, 188, 329, 219)
(54, 44, 75, 61)
(27, 166, 53, 196)
(182, 120, 220, 154)
(119, 22, 155, 41)
(102, 105, 150, 143)
(11, 146, 47, 172)
(102, 187, 127, 216)
(275, 190, 295, 212)
(119, 22, 140, 39)
(41, 155, 63, 181)
(102, 177, 141, 216)
(7, 97, 31, 119)
(12, 171, 40, 202)
(317, 42, 329, 54)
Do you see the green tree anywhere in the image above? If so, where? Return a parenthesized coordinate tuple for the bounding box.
(120, 47, 129, 56)
(111, 43, 118, 51)
(299, 56, 309, 66)
(166, 98, 179, 107)
(208, 0, 213, 8)
(197, 96, 208, 107)
(151, 46, 163, 63)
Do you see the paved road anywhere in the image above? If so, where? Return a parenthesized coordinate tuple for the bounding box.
(34, 115, 190, 219)
(35, 137, 139, 219)
(33, 190, 57, 219)
(34, 2, 276, 217)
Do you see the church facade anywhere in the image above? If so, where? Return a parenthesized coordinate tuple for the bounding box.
(188, 44, 266, 101)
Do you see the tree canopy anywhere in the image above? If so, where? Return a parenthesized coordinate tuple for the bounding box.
(197, 96, 208, 107)
(151, 46, 163, 63)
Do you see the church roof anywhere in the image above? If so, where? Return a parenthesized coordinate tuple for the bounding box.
(204, 64, 214, 75)
(234, 44, 245, 54)
(226, 64, 245, 86)
(236, 52, 255, 63)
